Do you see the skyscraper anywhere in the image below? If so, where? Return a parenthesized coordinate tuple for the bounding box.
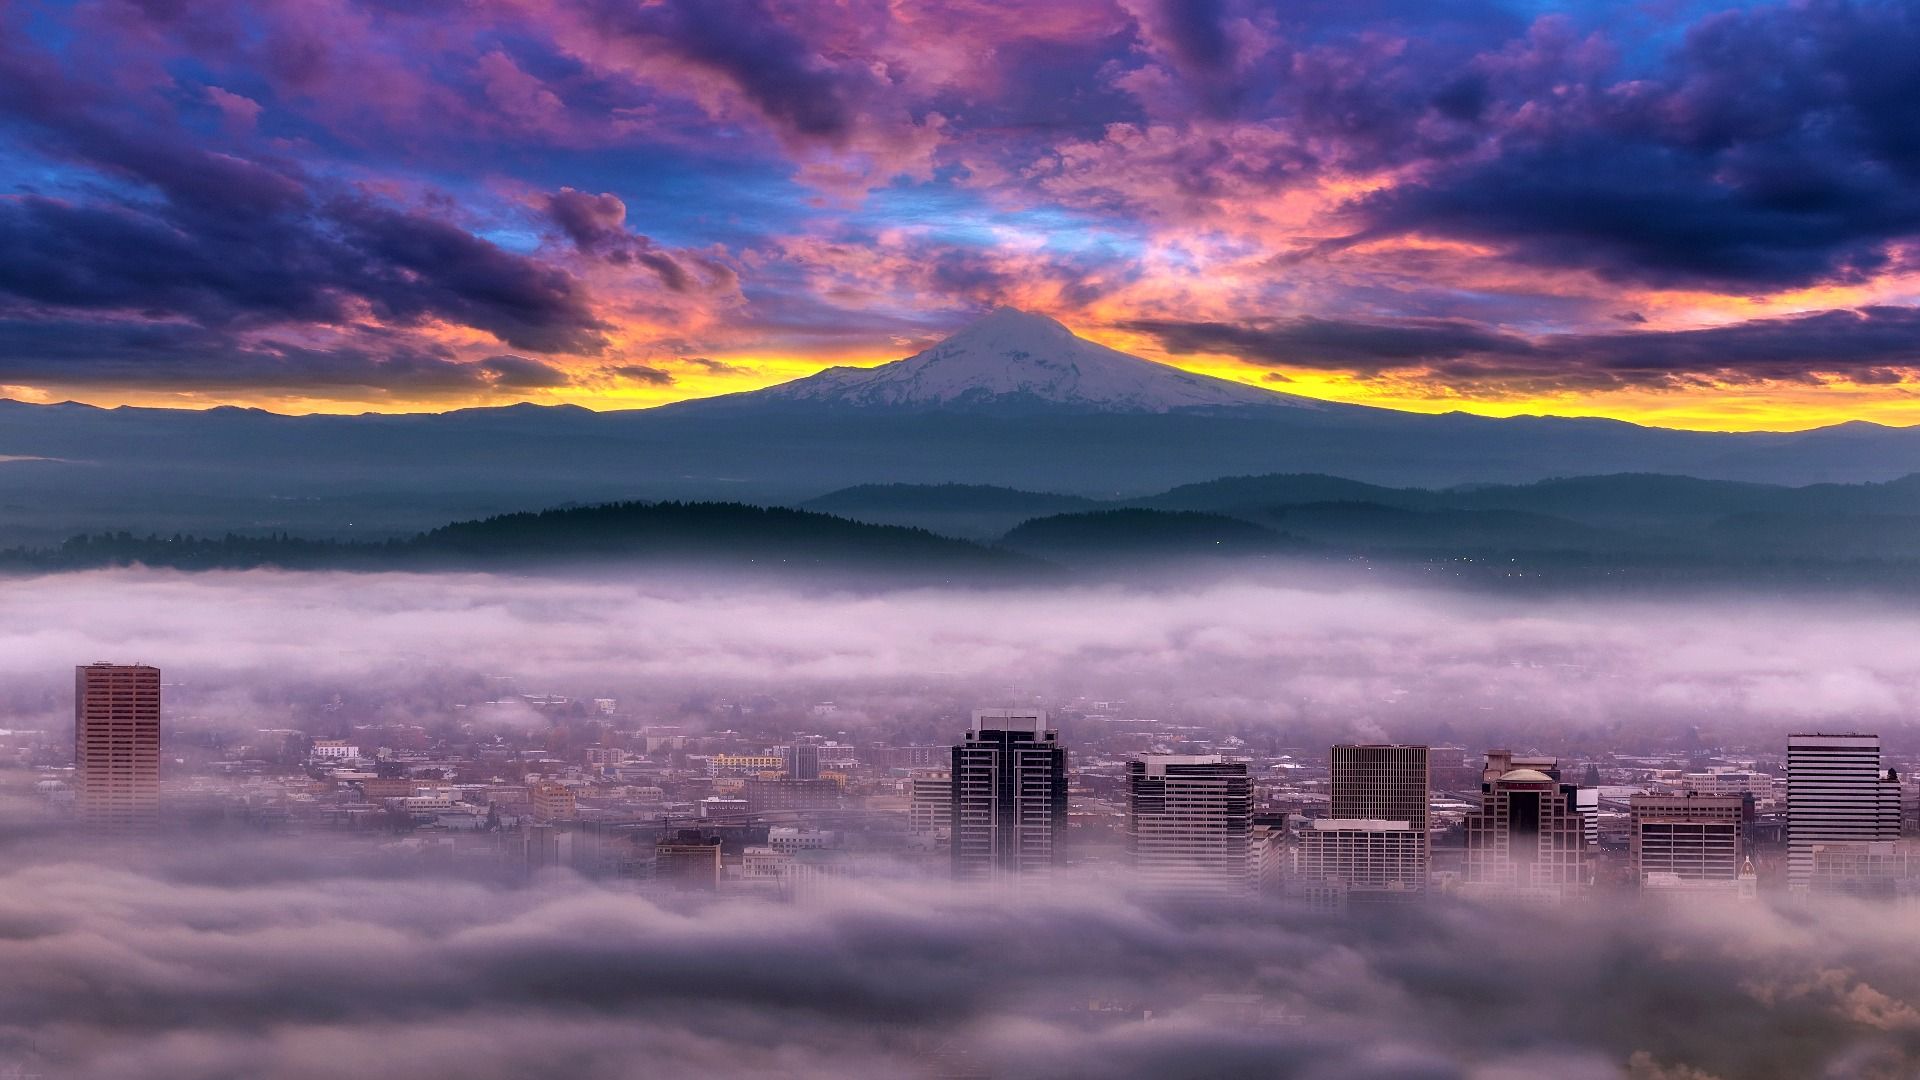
(1127, 755, 1253, 896)
(1318, 744, 1430, 896)
(1476, 749, 1601, 859)
(1330, 744, 1430, 829)
(1463, 759, 1588, 898)
(73, 662, 162, 834)
(1787, 733, 1903, 892)
(951, 709, 1067, 880)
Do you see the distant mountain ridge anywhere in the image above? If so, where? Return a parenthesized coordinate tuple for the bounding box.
(18, 482, 1920, 593)
(807, 471, 1920, 563)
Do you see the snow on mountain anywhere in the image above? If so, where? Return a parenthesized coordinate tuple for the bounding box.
(736, 308, 1326, 413)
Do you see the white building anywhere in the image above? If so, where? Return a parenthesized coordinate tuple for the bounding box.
(1127, 755, 1253, 896)
(1787, 733, 1902, 892)
(767, 827, 837, 854)
(706, 755, 783, 778)
(909, 769, 952, 838)
(310, 739, 359, 762)
(1295, 819, 1427, 896)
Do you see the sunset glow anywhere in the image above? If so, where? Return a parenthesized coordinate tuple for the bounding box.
(5, 0, 1920, 429)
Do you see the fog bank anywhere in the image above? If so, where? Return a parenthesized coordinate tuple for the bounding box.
(0, 836, 1916, 1079)
(0, 568, 1915, 744)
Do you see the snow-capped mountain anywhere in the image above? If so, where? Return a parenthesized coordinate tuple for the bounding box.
(719, 307, 1325, 413)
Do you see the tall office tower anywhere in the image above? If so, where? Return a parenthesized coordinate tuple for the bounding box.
(909, 769, 953, 838)
(1787, 733, 1903, 892)
(1631, 793, 1748, 890)
(1477, 749, 1600, 858)
(951, 709, 1067, 881)
(1330, 744, 1430, 828)
(1463, 763, 1588, 898)
(1127, 755, 1253, 896)
(787, 740, 822, 781)
(1329, 744, 1430, 887)
(73, 662, 162, 833)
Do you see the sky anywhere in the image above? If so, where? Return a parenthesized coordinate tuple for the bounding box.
(3, 0, 1920, 428)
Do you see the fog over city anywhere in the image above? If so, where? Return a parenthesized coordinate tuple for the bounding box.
(0, 836, 1915, 1080)
(2, 568, 1917, 1076)
(0, 567, 1915, 743)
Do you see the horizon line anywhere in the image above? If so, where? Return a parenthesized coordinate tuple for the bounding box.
(1, 394, 1910, 437)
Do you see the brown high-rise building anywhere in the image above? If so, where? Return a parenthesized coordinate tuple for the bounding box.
(73, 662, 162, 833)
(1464, 762, 1588, 898)
(1316, 745, 1433, 899)
(1330, 744, 1430, 829)
(1630, 792, 1750, 888)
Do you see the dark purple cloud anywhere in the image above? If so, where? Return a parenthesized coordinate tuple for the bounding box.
(0, 319, 553, 397)
(1343, 3, 1920, 289)
(579, 0, 861, 142)
(0, 24, 607, 365)
(541, 188, 730, 295)
(608, 363, 675, 386)
(1128, 306, 1920, 389)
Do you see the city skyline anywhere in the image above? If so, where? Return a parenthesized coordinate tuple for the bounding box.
(8, 1, 1920, 1076)
(37, 656, 1920, 902)
(10, 644, 1920, 1077)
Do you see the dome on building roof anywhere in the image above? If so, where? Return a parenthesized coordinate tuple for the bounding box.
(1498, 768, 1554, 783)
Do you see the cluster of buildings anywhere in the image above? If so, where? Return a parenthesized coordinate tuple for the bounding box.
(907, 711, 1914, 904)
(31, 664, 1920, 903)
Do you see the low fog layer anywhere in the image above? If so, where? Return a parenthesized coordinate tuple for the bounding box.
(0, 836, 1916, 1079)
(0, 568, 1916, 744)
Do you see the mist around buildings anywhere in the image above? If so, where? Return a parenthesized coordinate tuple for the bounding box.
(6, 561, 1920, 1079)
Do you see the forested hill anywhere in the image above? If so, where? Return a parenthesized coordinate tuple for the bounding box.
(0, 501, 1040, 579)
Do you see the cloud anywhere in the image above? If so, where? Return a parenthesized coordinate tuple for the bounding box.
(2, 568, 1919, 745)
(1126, 307, 1920, 390)
(0, 33, 607, 358)
(541, 188, 734, 295)
(1124, 315, 1532, 376)
(1340, 4, 1920, 290)
(477, 354, 574, 390)
(0, 320, 567, 400)
(575, 0, 860, 142)
(607, 363, 675, 386)
(0, 837, 1916, 1079)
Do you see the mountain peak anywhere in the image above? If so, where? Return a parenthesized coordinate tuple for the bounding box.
(945, 305, 1076, 342)
(699, 308, 1329, 415)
